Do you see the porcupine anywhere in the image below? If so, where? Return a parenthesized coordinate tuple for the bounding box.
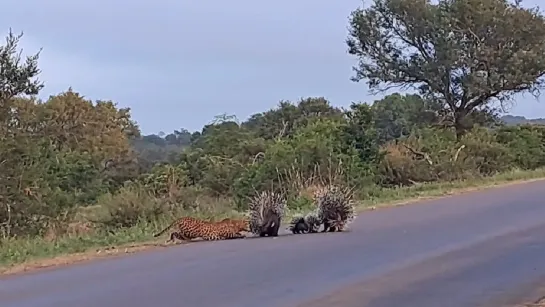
(288, 212, 321, 234)
(313, 184, 356, 232)
(248, 190, 286, 237)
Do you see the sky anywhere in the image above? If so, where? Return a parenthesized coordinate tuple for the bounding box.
(1, 0, 544, 135)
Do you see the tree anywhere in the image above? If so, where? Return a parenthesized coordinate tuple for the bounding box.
(233, 117, 372, 207)
(32, 89, 139, 164)
(242, 97, 343, 140)
(372, 93, 440, 143)
(347, 0, 545, 138)
(0, 31, 46, 237)
(164, 129, 192, 146)
(371, 93, 500, 143)
(343, 103, 382, 165)
(180, 116, 267, 195)
(0, 30, 43, 109)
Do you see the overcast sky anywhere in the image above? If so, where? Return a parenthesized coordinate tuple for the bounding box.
(1, 0, 544, 134)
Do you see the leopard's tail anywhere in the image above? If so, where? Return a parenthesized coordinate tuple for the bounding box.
(153, 220, 177, 237)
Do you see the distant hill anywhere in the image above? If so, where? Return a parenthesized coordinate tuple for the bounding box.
(500, 115, 545, 126)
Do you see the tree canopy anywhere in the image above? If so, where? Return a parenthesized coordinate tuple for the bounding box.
(347, 0, 545, 137)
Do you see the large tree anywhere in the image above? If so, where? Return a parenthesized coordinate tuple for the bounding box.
(347, 0, 545, 138)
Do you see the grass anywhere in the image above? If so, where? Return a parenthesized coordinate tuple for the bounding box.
(360, 168, 545, 208)
(2, 167, 545, 274)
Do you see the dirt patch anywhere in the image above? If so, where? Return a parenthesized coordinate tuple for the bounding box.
(2, 177, 545, 277)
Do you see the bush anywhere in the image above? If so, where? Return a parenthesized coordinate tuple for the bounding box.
(496, 125, 545, 169)
(457, 128, 514, 176)
(92, 184, 169, 229)
(377, 127, 518, 186)
(232, 118, 374, 208)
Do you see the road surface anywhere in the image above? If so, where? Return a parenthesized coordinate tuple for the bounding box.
(2, 180, 545, 307)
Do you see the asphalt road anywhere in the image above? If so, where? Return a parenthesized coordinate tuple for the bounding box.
(2, 180, 545, 307)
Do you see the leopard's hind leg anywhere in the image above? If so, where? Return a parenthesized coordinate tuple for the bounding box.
(167, 232, 192, 244)
(164, 232, 178, 244)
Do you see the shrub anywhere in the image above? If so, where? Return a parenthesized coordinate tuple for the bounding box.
(91, 184, 169, 229)
(496, 125, 545, 169)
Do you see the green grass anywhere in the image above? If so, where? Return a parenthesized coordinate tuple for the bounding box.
(2, 168, 545, 271)
(0, 221, 159, 268)
(360, 168, 545, 208)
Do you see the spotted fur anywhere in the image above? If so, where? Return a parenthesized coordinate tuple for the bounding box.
(248, 191, 286, 237)
(217, 218, 249, 231)
(153, 216, 249, 243)
(313, 184, 356, 232)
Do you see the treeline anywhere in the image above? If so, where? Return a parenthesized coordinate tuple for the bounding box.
(135, 113, 541, 165)
(2, 88, 545, 239)
(501, 115, 545, 126)
(3, 0, 545, 240)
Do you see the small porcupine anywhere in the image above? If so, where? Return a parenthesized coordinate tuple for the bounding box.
(304, 212, 322, 233)
(288, 212, 321, 234)
(288, 216, 307, 234)
(313, 184, 356, 232)
(248, 191, 286, 237)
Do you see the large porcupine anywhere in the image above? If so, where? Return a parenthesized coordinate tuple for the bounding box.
(288, 212, 321, 234)
(313, 184, 356, 232)
(248, 191, 286, 237)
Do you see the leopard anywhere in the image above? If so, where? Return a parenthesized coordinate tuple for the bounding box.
(216, 218, 250, 231)
(153, 216, 250, 243)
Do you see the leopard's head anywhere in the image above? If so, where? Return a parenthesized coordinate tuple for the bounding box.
(218, 218, 250, 232)
(232, 219, 250, 232)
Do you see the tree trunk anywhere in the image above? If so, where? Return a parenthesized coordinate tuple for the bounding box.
(454, 109, 468, 141)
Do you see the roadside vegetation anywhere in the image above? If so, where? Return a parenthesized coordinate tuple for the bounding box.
(2, 0, 545, 268)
